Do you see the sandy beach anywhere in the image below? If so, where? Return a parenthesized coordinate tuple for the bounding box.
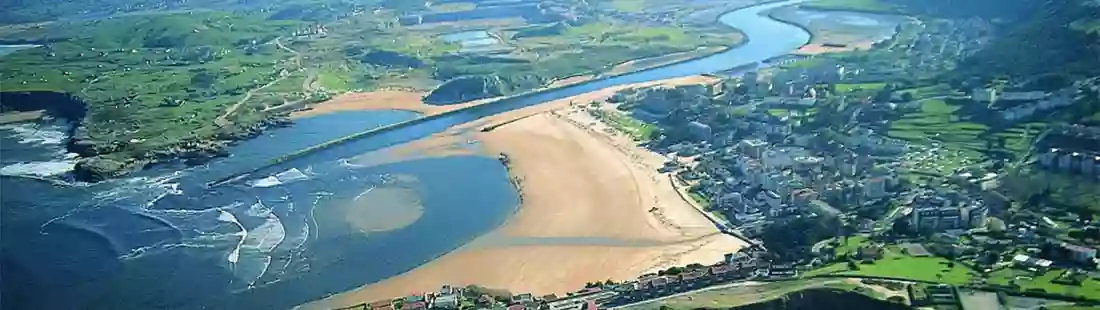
(289, 90, 492, 119)
(300, 75, 744, 309)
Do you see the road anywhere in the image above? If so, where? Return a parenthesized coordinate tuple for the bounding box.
(608, 278, 844, 310)
(215, 38, 303, 126)
(608, 280, 766, 309)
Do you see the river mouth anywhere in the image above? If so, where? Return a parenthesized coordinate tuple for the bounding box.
(1, 1, 812, 309)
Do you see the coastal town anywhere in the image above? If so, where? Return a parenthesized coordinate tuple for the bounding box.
(326, 1, 1100, 310)
(2, 0, 1100, 309)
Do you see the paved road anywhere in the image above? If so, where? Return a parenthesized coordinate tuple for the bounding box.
(608, 280, 766, 309)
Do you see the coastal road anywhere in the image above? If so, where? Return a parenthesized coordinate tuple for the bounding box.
(608, 278, 842, 310)
(608, 280, 767, 309)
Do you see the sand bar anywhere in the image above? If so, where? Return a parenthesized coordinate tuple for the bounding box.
(299, 75, 743, 309)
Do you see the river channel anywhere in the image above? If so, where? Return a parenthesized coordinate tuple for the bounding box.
(0, 1, 809, 309)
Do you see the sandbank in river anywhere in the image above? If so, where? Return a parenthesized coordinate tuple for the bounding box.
(301, 75, 746, 309)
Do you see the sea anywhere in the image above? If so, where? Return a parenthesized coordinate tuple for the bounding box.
(0, 0, 825, 307)
(0, 111, 520, 309)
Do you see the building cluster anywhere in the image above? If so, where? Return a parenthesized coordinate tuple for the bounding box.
(1037, 148, 1100, 180)
(611, 249, 797, 305)
(293, 24, 328, 37)
(350, 249, 782, 310)
(674, 125, 905, 238)
(906, 189, 988, 233)
(972, 88, 1075, 122)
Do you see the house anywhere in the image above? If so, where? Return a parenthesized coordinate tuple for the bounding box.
(857, 245, 884, 261)
(404, 294, 426, 304)
(863, 177, 888, 199)
(511, 293, 534, 304)
(369, 300, 395, 310)
(680, 270, 704, 289)
(768, 263, 797, 278)
(434, 294, 460, 309)
(404, 301, 427, 310)
(709, 265, 732, 282)
(584, 299, 598, 310)
(1012, 254, 1053, 271)
(688, 121, 713, 141)
(1060, 243, 1098, 265)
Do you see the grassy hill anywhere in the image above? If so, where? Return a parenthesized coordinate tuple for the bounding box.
(803, 0, 1040, 19)
(1, 11, 300, 180)
(953, 0, 1100, 81)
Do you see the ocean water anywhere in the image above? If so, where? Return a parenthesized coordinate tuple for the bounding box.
(0, 1, 815, 308)
(0, 110, 520, 309)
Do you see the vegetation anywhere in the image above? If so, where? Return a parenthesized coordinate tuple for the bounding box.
(802, 0, 902, 13)
(953, 0, 1100, 82)
(804, 0, 1040, 19)
(634, 286, 910, 310)
(585, 108, 661, 141)
(987, 268, 1100, 299)
(428, 21, 735, 103)
(1, 11, 306, 179)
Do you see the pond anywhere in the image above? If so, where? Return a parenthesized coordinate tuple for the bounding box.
(439, 30, 510, 53)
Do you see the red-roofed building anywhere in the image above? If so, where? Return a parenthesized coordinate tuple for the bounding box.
(368, 300, 394, 310)
(403, 301, 426, 310)
(577, 287, 602, 295)
(585, 299, 598, 310)
(680, 270, 706, 289)
(709, 265, 731, 282)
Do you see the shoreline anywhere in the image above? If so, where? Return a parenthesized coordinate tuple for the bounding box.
(300, 75, 747, 309)
(766, 4, 908, 55)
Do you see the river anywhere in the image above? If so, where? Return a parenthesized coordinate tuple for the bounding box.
(0, 1, 809, 309)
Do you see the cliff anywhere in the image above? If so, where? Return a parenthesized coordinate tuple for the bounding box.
(720, 288, 913, 310)
(424, 74, 545, 105)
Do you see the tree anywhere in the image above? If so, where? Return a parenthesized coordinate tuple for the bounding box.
(847, 260, 859, 271)
(900, 92, 914, 102)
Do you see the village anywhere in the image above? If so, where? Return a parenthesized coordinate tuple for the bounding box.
(333, 2, 1100, 309)
(335, 49, 1100, 310)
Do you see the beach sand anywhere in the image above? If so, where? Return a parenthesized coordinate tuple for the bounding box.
(299, 75, 742, 309)
(289, 90, 493, 119)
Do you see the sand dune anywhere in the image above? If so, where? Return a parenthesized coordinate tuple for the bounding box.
(300, 75, 742, 309)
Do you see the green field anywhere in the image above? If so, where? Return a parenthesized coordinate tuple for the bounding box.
(1, 12, 300, 163)
(808, 242, 979, 285)
(625, 279, 839, 310)
(836, 82, 887, 94)
(803, 0, 901, 13)
(988, 268, 1100, 300)
(888, 99, 988, 176)
(595, 109, 659, 141)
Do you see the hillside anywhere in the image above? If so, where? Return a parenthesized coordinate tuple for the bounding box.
(723, 289, 912, 310)
(803, 0, 1039, 20)
(805, 0, 1099, 82)
(953, 0, 1100, 81)
(0, 12, 300, 180)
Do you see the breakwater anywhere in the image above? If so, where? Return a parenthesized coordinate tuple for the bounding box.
(207, 0, 812, 187)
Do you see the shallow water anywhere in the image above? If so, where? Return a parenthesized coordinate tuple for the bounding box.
(1, 1, 812, 308)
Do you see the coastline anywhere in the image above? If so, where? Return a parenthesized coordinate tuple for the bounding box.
(766, 4, 909, 55)
(300, 75, 748, 309)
